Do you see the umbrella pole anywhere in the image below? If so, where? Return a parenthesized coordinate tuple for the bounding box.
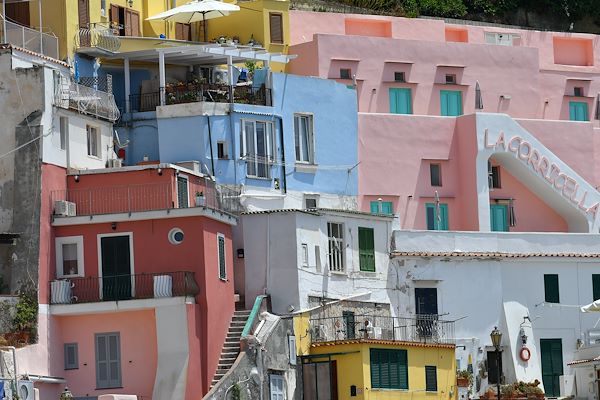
(203, 13, 207, 42)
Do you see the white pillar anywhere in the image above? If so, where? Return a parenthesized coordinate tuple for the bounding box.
(124, 58, 131, 113)
(264, 59, 272, 106)
(38, 0, 43, 54)
(2, 0, 6, 45)
(227, 55, 234, 103)
(159, 51, 166, 106)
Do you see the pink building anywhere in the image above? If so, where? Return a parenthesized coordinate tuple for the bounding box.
(288, 11, 600, 233)
(48, 165, 237, 399)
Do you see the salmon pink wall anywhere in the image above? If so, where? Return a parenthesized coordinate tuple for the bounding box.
(489, 160, 567, 232)
(41, 163, 67, 303)
(197, 217, 235, 393)
(57, 310, 157, 398)
(186, 304, 203, 400)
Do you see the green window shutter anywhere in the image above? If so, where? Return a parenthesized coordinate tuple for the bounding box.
(371, 349, 381, 388)
(569, 101, 589, 121)
(593, 274, 600, 301)
(390, 88, 412, 114)
(359, 227, 375, 272)
(544, 274, 560, 303)
(177, 177, 188, 208)
(218, 235, 226, 279)
(370, 349, 408, 390)
(370, 201, 393, 215)
(398, 350, 408, 389)
(427, 203, 449, 230)
(425, 366, 437, 392)
(440, 90, 462, 116)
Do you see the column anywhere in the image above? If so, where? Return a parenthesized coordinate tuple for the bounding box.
(159, 51, 166, 106)
(124, 58, 131, 113)
(227, 55, 234, 103)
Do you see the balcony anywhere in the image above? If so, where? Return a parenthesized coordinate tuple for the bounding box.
(54, 77, 120, 122)
(129, 83, 271, 113)
(50, 271, 199, 305)
(50, 181, 243, 218)
(0, 16, 59, 60)
(75, 23, 121, 56)
(309, 314, 455, 345)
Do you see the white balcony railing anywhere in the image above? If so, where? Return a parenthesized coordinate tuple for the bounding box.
(0, 16, 59, 60)
(55, 76, 120, 122)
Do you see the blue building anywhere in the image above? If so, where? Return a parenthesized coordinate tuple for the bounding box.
(114, 45, 358, 210)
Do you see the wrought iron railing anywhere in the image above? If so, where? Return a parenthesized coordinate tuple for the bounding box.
(129, 84, 271, 112)
(50, 271, 199, 304)
(0, 17, 59, 59)
(309, 314, 455, 344)
(55, 77, 120, 122)
(79, 75, 113, 94)
(75, 23, 121, 53)
(50, 181, 242, 217)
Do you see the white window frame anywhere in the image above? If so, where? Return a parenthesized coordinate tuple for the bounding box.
(304, 194, 319, 209)
(176, 174, 190, 208)
(87, 125, 100, 158)
(294, 113, 315, 164)
(217, 233, 227, 281)
(55, 236, 85, 278)
(59, 116, 68, 151)
(327, 222, 345, 273)
(269, 373, 286, 400)
(240, 119, 275, 179)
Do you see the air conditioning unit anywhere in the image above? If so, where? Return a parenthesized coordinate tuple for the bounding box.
(17, 380, 34, 400)
(54, 200, 76, 217)
(107, 158, 122, 168)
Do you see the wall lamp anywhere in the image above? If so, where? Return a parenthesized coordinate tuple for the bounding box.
(157, 168, 163, 176)
(128, 0, 134, 7)
(74, 174, 80, 183)
(111, 222, 117, 230)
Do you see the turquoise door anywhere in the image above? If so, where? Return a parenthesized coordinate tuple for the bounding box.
(490, 204, 508, 232)
(390, 88, 412, 114)
(426, 203, 449, 230)
(440, 90, 463, 116)
(540, 339, 563, 397)
(569, 101, 589, 121)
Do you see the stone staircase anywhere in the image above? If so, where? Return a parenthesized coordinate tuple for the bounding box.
(210, 309, 251, 388)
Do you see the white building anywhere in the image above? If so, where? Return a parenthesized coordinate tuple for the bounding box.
(391, 229, 600, 399)
(240, 209, 394, 314)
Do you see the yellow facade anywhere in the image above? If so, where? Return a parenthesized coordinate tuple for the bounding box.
(295, 313, 457, 400)
(26, 0, 289, 63)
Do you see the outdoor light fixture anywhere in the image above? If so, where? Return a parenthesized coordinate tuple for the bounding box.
(490, 327, 502, 400)
(157, 168, 163, 176)
(74, 174, 80, 183)
(128, 0, 134, 7)
(111, 222, 117, 230)
(519, 328, 528, 345)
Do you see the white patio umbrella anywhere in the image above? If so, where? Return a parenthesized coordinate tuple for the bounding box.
(581, 299, 600, 313)
(147, 0, 240, 42)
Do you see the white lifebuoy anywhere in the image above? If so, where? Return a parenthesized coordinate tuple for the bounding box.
(520, 346, 531, 362)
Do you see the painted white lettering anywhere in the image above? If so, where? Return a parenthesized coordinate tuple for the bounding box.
(519, 141, 532, 161)
(508, 136, 522, 153)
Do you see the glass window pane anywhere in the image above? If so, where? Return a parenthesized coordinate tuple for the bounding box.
(62, 243, 78, 275)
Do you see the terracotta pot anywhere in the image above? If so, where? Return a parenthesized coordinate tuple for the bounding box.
(457, 377, 470, 387)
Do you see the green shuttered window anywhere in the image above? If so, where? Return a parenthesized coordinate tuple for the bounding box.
(358, 227, 375, 272)
(569, 101, 589, 121)
(425, 366, 438, 392)
(218, 234, 226, 280)
(370, 201, 393, 215)
(370, 348, 408, 390)
(426, 203, 449, 231)
(544, 274, 560, 303)
(593, 274, 600, 301)
(389, 88, 412, 114)
(440, 90, 463, 116)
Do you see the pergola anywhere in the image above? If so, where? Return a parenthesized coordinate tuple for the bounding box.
(107, 44, 296, 113)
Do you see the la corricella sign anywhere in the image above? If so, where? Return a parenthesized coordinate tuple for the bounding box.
(484, 129, 599, 219)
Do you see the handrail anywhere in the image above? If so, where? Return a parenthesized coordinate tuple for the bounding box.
(241, 295, 268, 337)
(0, 14, 59, 59)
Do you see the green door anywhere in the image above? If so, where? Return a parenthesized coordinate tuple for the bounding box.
(390, 88, 412, 114)
(540, 339, 563, 397)
(426, 203, 449, 230)
(440, 90, 463, 116)
(569, 101, 589, 121)
(490, 204, 508, 232)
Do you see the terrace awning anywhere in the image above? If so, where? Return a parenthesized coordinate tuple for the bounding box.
(581, 299, 600, 312)
(108, 44, 296, 112)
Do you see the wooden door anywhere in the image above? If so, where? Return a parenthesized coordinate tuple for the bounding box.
(110, 4, 120, 34)
(5, 2, 31, 27)
(78, 0, 90, 28)
(540, 338, 564, 397)
(101, 236, 132, 301)
(130, 10, 140, 36)
(124, 9, 132, 36)
(176, 23, 192, 41)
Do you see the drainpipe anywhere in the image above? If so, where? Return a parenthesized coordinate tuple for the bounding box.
(0, 346, 18, 395)
(206, 115, 215, 177)
(278, 117, 286, 194)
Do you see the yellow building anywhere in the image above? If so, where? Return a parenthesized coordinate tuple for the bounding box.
(294, 310, 457, 400)
(7, 0, 289, 63)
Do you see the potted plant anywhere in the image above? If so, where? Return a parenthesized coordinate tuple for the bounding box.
(457, 369, 472, 387)
(195, 191, 205, 207)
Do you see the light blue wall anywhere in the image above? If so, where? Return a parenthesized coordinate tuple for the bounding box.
(117, 112, 160, 165)
(136, 72, 358, 196)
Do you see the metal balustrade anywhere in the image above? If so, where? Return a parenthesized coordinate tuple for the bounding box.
(75, 23, 121, 53)
(50, 271, 199, 304)
(309, 314, 455, 344)
(55, 77, 120, 122)
(0, 16, 59, 59)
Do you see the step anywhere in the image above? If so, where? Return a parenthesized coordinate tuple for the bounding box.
(230, 321, 247, 327)
(232, 315, 249, 322)
(219, 361, 235, 368)
(221, 349, 239, 355)
(220, 355, 237, 362)
(234, 310, 251, 316)
(229, 326, 244, 333)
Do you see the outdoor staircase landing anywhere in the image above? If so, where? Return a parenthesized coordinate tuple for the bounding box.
(210, 309, 251, 389)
